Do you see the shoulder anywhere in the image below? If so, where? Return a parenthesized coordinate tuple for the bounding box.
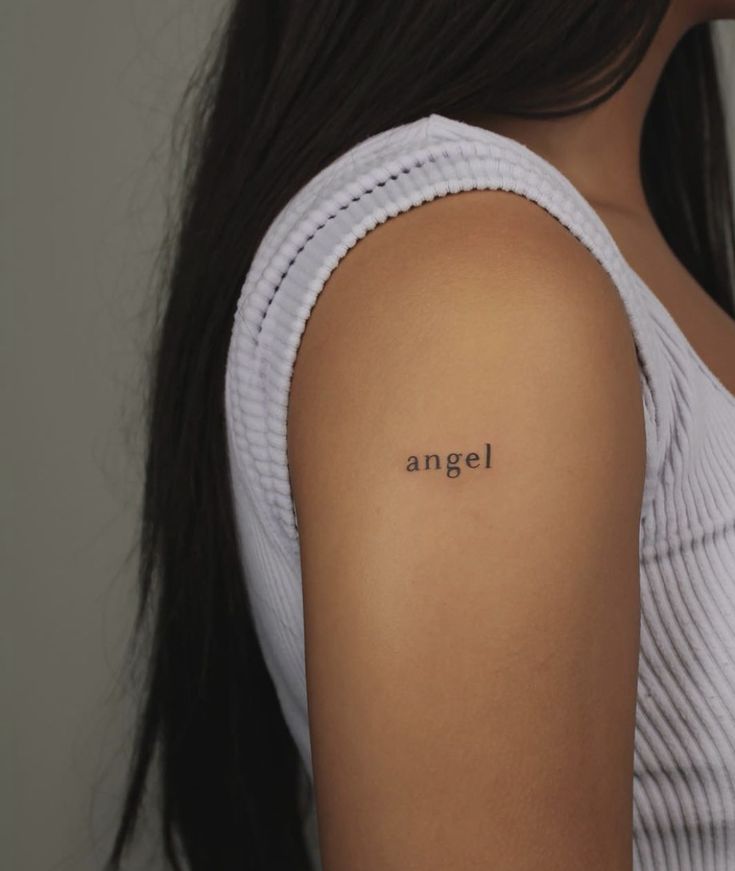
(287, 187, 645, 867)
(291, 184, 639, 353)
(288, 187, 647, 510)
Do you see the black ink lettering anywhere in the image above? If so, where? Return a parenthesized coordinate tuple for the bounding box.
(406, 444, 494, 477)
(446, 453, 462, 478)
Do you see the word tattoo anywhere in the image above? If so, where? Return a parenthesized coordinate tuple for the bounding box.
(406, 443, 493, 479)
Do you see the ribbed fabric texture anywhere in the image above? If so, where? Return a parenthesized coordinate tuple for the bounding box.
(224, 113, 735, 870)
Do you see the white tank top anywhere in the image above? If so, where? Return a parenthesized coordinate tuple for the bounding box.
(224, 113, 735, 870)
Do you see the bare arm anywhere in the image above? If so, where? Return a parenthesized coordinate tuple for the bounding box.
(288, 190, 645, 871)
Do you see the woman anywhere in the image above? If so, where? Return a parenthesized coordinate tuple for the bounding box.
(107, 2, 735, 869)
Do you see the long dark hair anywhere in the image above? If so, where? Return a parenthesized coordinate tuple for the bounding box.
(106, 2, 735, 869)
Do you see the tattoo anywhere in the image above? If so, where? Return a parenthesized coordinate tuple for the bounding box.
(406, 443, 492, 479)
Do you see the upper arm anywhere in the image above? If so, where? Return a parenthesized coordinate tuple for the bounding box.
(287, 190, 645, 871)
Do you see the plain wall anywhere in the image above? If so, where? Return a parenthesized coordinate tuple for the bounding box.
(4, 3, 229, 869)
(3, 6, 735, 871)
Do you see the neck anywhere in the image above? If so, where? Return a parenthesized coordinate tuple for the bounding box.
(464, 2, 696, 220)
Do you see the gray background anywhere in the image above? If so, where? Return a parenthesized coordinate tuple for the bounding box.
(3, 5, 735, 870)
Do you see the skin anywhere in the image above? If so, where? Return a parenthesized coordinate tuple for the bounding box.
(287, 5, 735, 869)
(290, 195, 647, 871)
(462, 0, 735, 394)
(469, 0, 735, 216)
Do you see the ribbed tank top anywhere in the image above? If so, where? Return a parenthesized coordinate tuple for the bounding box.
(224, 113, 735, 870)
